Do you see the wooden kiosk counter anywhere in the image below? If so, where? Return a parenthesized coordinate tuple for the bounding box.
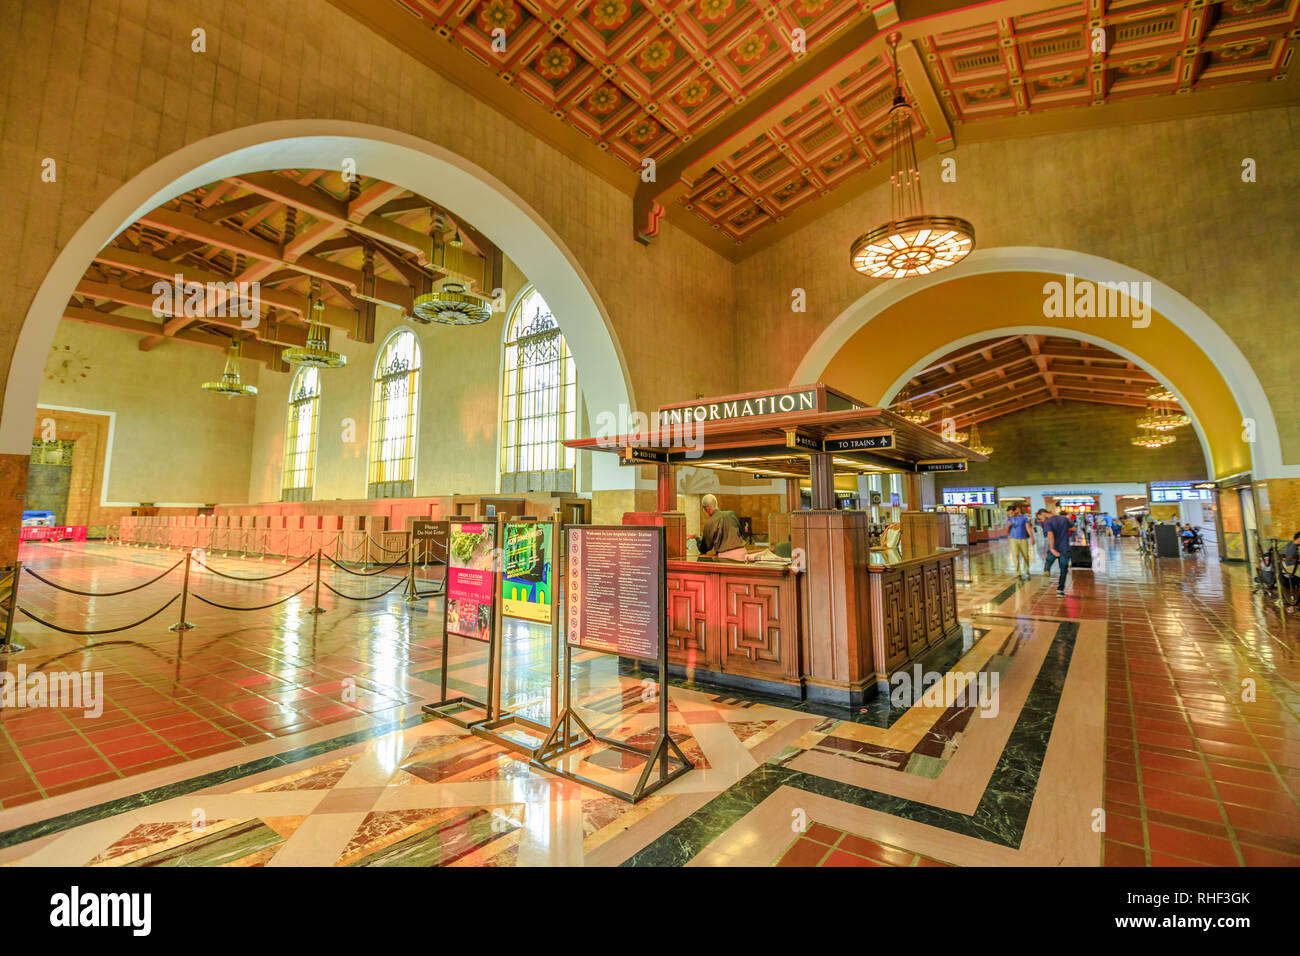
(567, 385, 984, 705)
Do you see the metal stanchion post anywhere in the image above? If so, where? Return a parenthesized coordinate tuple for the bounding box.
(404, 536, 419, 603)
(170, 550, 195, 632)
(308, 549, 326, 614)
(1, 561, 26, 654)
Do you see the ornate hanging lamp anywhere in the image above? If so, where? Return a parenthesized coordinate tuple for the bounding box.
(413, 235, 492, 325)
(1136, 398, 1190, 432)
(892, 385, 931, 424)
(1145, 385, 1176, 403)
(850, 33, 974, 279)
(939, 401, 968, 444)
(966, 421, 993, 457)
(201, 338, 258, 398)
(283, 281, 347, 369)
(1132, 431, 1175, 449)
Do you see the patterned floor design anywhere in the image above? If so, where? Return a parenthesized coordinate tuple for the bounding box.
(0, 536, 1296, 866)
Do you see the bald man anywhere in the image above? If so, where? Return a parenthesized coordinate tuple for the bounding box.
(695, 494, 748, 561)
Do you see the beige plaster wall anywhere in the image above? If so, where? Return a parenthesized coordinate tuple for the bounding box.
(36, 321, 257, 503)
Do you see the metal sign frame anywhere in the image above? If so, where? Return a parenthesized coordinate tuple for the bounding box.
(423, 516, 500, 729)
(530, 524, 692, 803)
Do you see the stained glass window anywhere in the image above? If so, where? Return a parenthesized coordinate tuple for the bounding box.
(501, 288, 576, 481)
(368, 329, 421, 498)
(281, 367, 319, 502)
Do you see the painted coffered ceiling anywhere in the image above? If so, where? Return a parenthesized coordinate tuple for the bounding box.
(331, 0, 1300, 258)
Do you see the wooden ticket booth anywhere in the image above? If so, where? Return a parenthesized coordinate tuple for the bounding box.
(566, 384, 984, 705)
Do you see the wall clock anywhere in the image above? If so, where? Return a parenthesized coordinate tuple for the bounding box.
(45, 345, 91, 384)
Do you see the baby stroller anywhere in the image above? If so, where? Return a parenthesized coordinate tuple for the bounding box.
(1181, 527, 1204, 554)
(1254, 545, 1277, 594)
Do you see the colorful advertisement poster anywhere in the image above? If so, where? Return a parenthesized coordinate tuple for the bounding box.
(446, 522, 495, 641)
(502, 522, 552, 623)
(567, 526, 661, 661)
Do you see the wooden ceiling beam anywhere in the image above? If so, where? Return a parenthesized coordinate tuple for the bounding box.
(62, 306, 286, 366)
(197, 193, 272, 222)
(128, 208, 415, 312)
(227, 172, 435, 265)
(915, 336, 1024, 376)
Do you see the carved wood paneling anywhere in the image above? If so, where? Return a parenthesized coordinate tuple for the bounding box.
(904, 567, 927, 656)
(721, 578, 793, 679)
(882, 570, 909, 672)
(666, 574, 713, 669)
(939, 559, 958, 631)
(923, 563, 942, 641)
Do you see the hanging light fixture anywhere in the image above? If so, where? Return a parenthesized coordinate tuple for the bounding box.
(201, 338, 258, 398)
(1136, 398, 1191, 432)
(413, 236, 492, 325)
(966, 421, 993, 457)
(892, 385, 931, 424)
(1132, 431, 1176, 449)
(283, 281, 347, 369)
(850, 33, 974, 279)
(939, 401, 968, 444)
(1145, 385, 1175, 403)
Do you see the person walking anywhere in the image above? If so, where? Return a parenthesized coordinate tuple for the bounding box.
(1043, 506, 1073, 596)
(1035, 508, 1051, 572)
(1007, 506, 1032, 579)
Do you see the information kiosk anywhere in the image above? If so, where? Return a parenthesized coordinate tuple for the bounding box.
(566, 384, 982, 705)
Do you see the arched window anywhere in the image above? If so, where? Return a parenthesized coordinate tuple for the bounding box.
(281, 367, 320, 502)
(501, 287, 577, 492)
(368, 329, 421, 498)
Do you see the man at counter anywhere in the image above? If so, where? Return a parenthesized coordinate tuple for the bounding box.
(693, 494, 748, 561)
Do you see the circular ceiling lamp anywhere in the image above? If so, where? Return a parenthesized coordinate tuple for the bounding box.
(966, 422, 993, 457)
(939, 402, 968, 444)
(1145, 385, 1176, 403)
(850, 33, 974, 279)
(412, 282, 492, 325)
(892, 385, 930, 424)
(202, 338, 258, 398)
(283, 284, 347, 369)
(1131, 431, 1175, 449)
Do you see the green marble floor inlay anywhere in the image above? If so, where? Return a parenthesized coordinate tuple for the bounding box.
(620, 621, 1079, 867)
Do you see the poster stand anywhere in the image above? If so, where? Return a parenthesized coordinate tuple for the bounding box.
(468, 515, 561, 758)
(422, 516, 498, 729)
(530, 524, 692, 804)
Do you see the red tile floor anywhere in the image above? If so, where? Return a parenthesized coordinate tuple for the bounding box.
(777, 822, 952, 867)
(3, 535, 1299, 866)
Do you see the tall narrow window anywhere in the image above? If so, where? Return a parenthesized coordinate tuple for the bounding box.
(281, 367, 320, 502)
(501, 287, 577, 493)
(368, 329, 421, 498)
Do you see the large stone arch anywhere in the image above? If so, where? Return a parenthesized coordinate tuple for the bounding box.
(1, 120, 636, 491)
(792, 247, 1283, 480)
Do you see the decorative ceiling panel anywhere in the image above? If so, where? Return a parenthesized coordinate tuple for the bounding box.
(359, 0, 1298, 248)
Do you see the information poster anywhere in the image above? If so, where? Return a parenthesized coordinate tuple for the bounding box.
(567, 526, 661, 661)
(502, 522, 553, 623)
(446, 522, 495, 641)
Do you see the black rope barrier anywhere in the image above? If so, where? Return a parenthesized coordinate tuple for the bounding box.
(197, 552, 314, 581)
(190, 581, 314, 612)
(324, 552, 409, 576)
(21, 556, 186, 597)
(321, 575, 408, 601)
(17, 594, 181, 636)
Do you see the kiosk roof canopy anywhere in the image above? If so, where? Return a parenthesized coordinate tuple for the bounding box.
(566, 385, 986, 477)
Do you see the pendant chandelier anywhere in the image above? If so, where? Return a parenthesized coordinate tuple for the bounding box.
(892, 385, 930, 424)
(850, 33, 974, 279)
(201, 338, 258, 398)
(1132, 431, 1176, 449)
(1136, 397, 1191, 432)
(1145, 385, 1175, 403)
(939, 402, 968, 444)
(413, 237, 492, 325)
(966, 422, 993, 457)
(283, 282, 346, 369)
